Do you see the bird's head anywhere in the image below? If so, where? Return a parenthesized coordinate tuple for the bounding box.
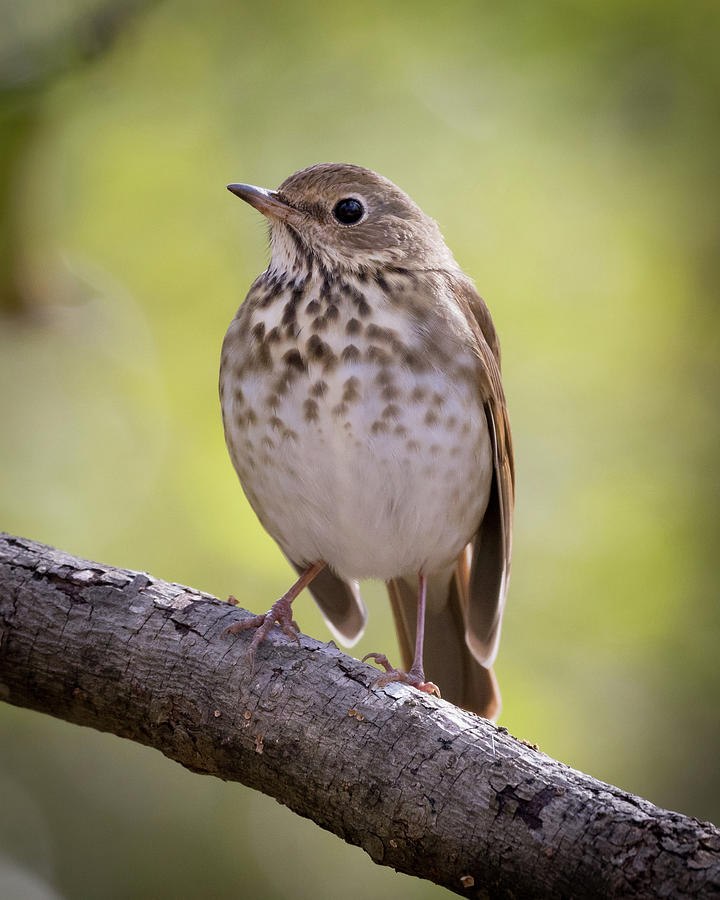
(227, 163, 457, 276)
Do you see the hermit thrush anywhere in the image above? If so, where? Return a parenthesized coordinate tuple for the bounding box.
(220, 164, 514, 720)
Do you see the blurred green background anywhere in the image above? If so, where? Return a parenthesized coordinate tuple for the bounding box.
(1, 0, 719, 897)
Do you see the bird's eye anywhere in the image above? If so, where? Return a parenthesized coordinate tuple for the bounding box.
(332, 197, 365, 225)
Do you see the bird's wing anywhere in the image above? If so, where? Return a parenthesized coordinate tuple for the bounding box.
(446, 273, 515, 668)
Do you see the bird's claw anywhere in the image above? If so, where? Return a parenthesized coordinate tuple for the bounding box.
(361, 651, 394, 672)
(224, 596, 301, 670)
(362, 652, 441, 698)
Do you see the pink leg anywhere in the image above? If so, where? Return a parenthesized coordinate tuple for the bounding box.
(224, 561, 326, 670)
(363, 573, 440, 698)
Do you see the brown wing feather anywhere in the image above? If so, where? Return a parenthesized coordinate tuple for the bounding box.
(445, 273, 515, 669)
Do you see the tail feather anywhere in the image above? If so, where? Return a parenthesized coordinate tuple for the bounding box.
(386, 560, 501, 720)
(292, 562, 367, 646)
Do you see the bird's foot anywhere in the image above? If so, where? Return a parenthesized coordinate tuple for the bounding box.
(361, 652, 441, 698)
(224, 595, 300, 670)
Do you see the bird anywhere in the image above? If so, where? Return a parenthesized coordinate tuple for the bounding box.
(219, 163, 514, 720)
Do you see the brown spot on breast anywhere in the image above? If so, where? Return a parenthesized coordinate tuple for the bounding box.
(310, 380, 328, 397)
(410, 386, 427, 403)
(262, 436, 275, 450)
(342, 376, 361, 403)
(424, 410, 439, 426)
(233, 387, 244, 405)
(343, 421, 353, 431)
(251, 321, 266, 342)
(366, 346, 391, 365)
(320, 277, 334, 301)
(303, 398, 319, 422)
(265, 393, 280, 410)
(355, 296, 371, 317)
(432, 392, 445, 407)
(375, 369, 394, 387)
(394, 425, 407, 437)
(446, 416, 458, 429)
(266, 326, 282, 343)
(257, 277, 286, 308)
(325, 304, 339, 322)
(322, 352, 338, 373)
(284, 322, 300, 339)
(332, 402, 349, 419)
(382, 404, 400, 420)
(282, 428, 298, 442)
(341, 345, 360, 363)
(371, 420, 389, 435)
(406, 439, 420, 452)
(255, 345, 273, 369)
(307, 334, 330, 360)
(273, 373, 291, 396)
(283, 349, 307, 372)
(269, 416, 283, 430)
(345, 317, 362, 336)
(430, 444, 441, 455)
(311, 315, 328, 332)
(282, 301, 298, 327)
(450, 446, 461, 457)
(381, 384, 399, 401)
(341, 279, 363, 299)
(305, 299, 321, 315)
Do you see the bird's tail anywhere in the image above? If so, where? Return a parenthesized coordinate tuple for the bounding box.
(386, 553, 501, 720)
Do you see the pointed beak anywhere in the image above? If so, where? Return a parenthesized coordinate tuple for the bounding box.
(227, 183, 295, 222)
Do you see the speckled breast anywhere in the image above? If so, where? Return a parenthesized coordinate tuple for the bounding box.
(219, 268, 493, 581)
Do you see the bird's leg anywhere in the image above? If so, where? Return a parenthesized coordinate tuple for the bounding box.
(224, 561, 326, 669)
(363, 573, 440, 698)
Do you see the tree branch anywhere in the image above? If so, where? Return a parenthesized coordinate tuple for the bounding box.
(0, 533, 718, 898)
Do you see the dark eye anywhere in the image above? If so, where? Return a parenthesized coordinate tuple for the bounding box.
(332, 197, 364, 225)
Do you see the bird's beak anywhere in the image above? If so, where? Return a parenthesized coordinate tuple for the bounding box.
(227, 183, 295, 222)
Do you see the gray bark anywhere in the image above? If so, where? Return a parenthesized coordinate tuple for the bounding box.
(0, 532, 718, 898)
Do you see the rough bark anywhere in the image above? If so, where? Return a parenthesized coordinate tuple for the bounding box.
(0, 533, 718, 898)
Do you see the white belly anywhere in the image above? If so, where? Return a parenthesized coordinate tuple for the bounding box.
(231, 364, 490, 580)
